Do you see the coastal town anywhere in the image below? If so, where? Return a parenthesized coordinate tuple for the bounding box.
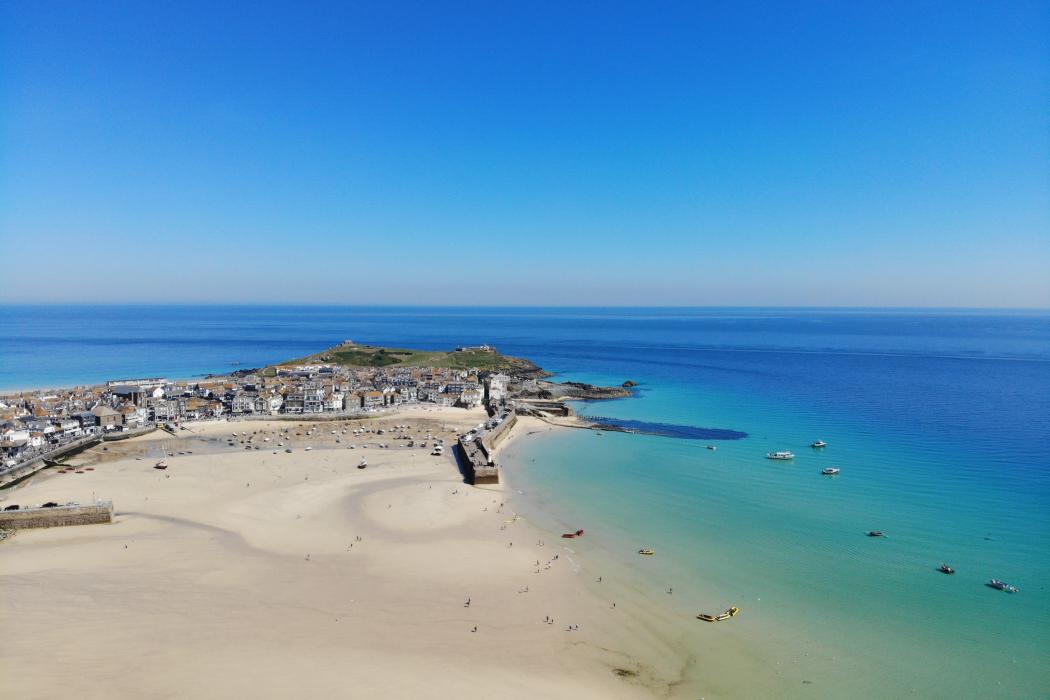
(0, 342, 536, 475)
(0, 341, 628, 485)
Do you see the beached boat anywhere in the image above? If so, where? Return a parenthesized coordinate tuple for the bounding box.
(638, 548, 655, 556)
(821, 467, 841, 475)
(305, 446, 312, 451)
(988, 579, 1019, 593)
(811, 440, 827, 448)
(357, 459, 367, 469)
(867, 530, 885, 537)
(153, 461, 168, 470)
(561, 529, 585, 538)
(938, 564, 955, 575)
(285, 448, 292, 453)
(698, 606, 740, 622)
(766, 451, 795, 460)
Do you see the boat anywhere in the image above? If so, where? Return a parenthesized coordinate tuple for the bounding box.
(811, 440, 828, 448)
(638, 548, 655, 556)
(821, 467, 841, 476)
(938, 564, 955, 575)
(706, 445, 717, 451)
(698, 606, 740, 622)
(304, 446, 312, 451)
(561, 529, 585, 538)
(988, 579, 1019, 593)
(153, 461, 168, 470)
(357, 459, 367, 469)
(766, 451, 795, 460)
(285, 448, 292, 453)
(866, 530, 885, 537)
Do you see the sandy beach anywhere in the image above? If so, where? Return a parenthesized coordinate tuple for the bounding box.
(0, 407, 702, 699)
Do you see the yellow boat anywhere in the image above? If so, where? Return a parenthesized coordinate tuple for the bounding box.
(697, 606, 740, 622)
(638, 548, 655, 556)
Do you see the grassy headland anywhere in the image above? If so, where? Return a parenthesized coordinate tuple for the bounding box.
(272, 342, 544, 374)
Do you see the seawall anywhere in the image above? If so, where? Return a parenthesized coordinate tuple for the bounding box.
(0, 500, 114, 530)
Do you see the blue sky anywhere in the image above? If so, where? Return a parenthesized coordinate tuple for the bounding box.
(1, 2, 1047, 306)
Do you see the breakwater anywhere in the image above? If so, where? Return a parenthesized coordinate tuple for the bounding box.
(0, 500, 113, 530)
(457, 412, 517, 485)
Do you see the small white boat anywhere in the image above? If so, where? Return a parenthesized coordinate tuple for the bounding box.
(821, 467, 841, 476)
(304, 446, 312, 451)
(766, 451, 795, 460)
(357, 459, 367, 469)
(811, 440, 828, 448)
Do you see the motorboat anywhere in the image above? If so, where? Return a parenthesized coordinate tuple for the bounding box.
(153, 461, 168, 470)
(988, 579, 1019, 593)
(821, 467, 841, 476)
(766, 451, 795, 460)
(638, 548, 655, 556)
(304, 446, 312, 451)
(706, 445, 717, 451)
(811, 440, 828, 448)
(866, 530, 885, 537)
(698, 606, 740, 622)
(285, 448, 293, 453)
(938, 564, 955, 575)
(357, 459, 367, 469)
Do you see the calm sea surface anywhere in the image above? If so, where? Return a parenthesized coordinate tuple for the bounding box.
(2, 305, 1048, 697)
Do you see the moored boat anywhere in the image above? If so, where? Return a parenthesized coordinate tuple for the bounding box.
(988, 579, 1019, 593)
(811, 440, 827, 448)
(866, 530, 885, 537)
(638, 548, 655, 556)
(938, 564, 955, 575)
(766, 451, 795, 460)
(698, 606, 740, 622)
(821, 467, 841, 476)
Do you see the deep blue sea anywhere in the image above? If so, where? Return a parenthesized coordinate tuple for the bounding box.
(2, 305, 1048, 697)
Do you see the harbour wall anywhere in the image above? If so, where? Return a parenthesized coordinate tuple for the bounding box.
(457, 412, 516, 485)
(0, 500, 113, 530)
(0, 434, 102, 489)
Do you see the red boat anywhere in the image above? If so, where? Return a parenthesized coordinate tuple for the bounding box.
(561, 529, 585, 539)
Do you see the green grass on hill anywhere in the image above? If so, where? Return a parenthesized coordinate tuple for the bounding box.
(275, 344, 539, 373)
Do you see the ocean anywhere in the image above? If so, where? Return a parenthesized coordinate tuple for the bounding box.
(2, 305, 1048, 697)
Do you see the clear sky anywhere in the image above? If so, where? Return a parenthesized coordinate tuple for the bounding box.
(1, 2, 1047, 306)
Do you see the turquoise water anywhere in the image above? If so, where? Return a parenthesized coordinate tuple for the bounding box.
(501, 336, 1049, 697)
(3, 305, 1048, 696)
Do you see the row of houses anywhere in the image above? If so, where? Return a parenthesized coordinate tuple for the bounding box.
(1, 362, 514, 468)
